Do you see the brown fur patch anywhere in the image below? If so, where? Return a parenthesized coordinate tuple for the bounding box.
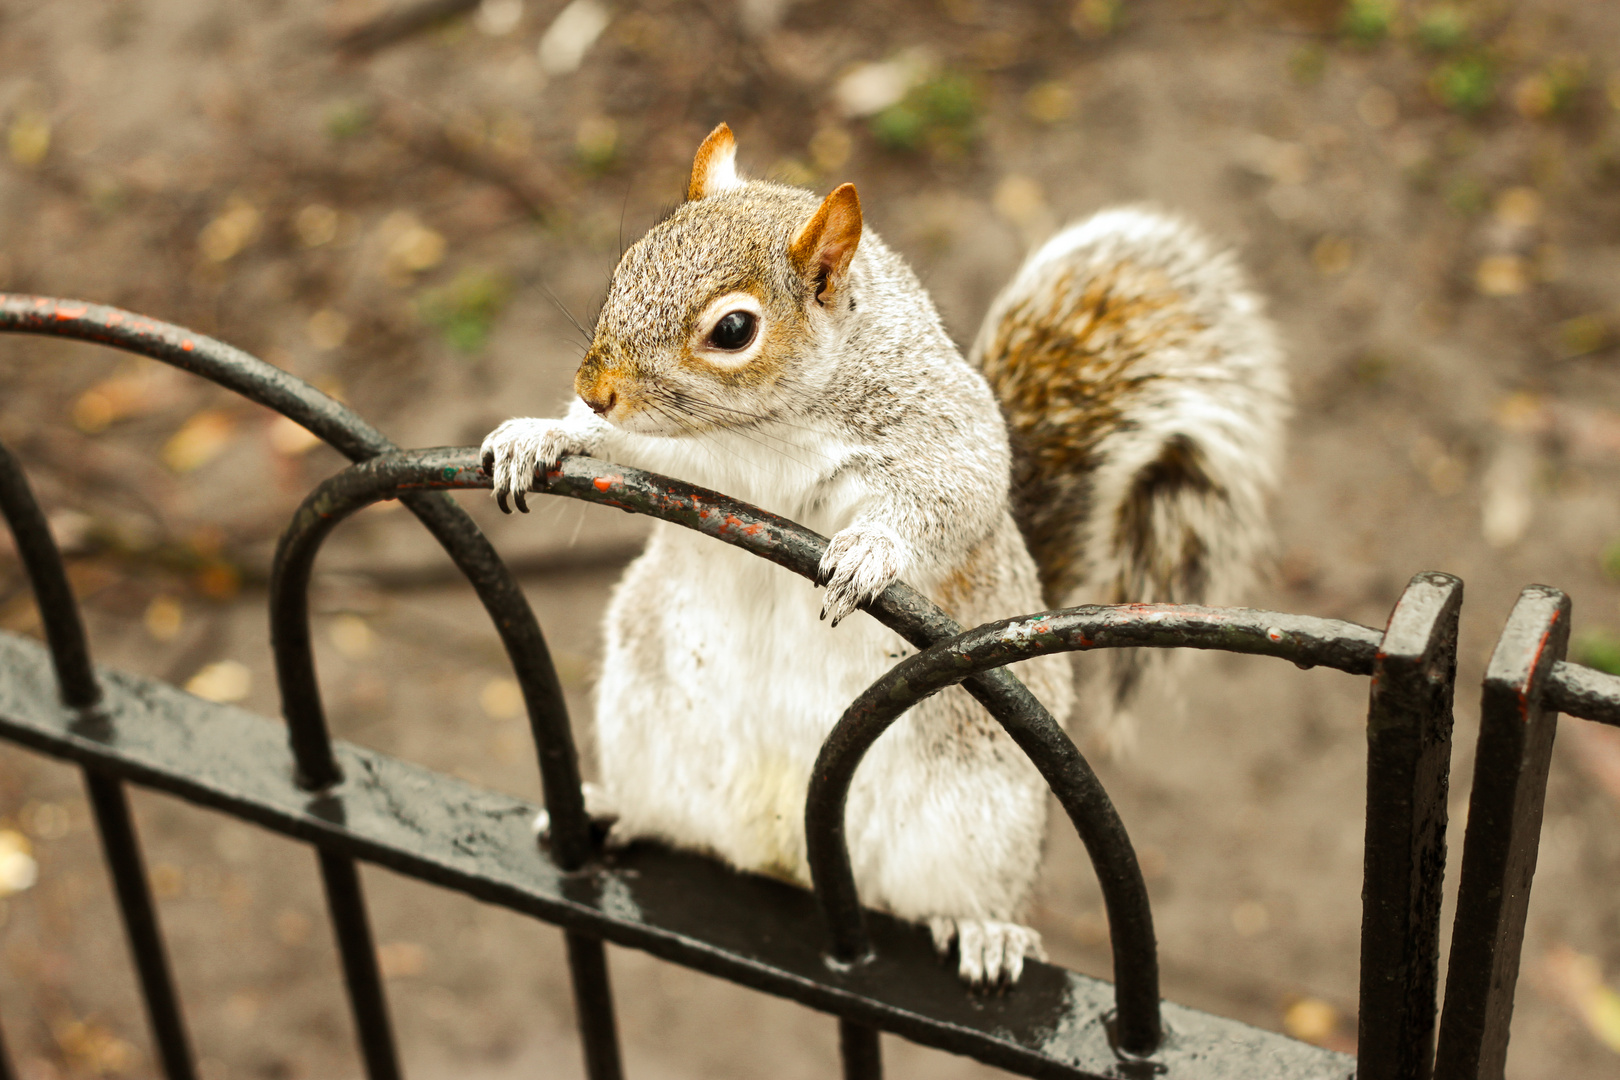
(788, 184, 862, 303)
(979, 260, 1206, 600)
(932, 534, 993, 621)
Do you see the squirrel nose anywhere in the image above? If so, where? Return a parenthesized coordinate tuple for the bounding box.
(583, 389, 616, 416)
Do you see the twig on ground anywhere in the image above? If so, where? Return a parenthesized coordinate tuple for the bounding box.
(335, 0, 484, 56)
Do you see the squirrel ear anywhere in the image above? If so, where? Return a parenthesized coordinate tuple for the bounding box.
(789, 183, 862, 304)
(688, 123, 742, 200)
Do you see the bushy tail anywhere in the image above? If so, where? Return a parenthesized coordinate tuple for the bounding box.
(970, 207, 1289, 749)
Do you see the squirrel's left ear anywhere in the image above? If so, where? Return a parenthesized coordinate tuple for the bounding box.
(688, 123, 743, 200)
(789, 183, 862, 305)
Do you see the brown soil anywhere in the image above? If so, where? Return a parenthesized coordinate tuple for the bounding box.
(3, 1, 1620, 1077)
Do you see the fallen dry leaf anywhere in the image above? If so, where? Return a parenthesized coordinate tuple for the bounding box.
(377, 940, 427, 978)
(162, 409, 238, 472)
(1535, 945, 1620, 1053)
(143, 596, 184, 642)
(268, 414, 321, 456)
(1283, 997, 1339, 1045)
(198, 198, 261, 262)
(480, 677, 524, 720)
(0, 831, 38, 897)
(1476, 254, 1529, 297)
(185, 660, 252, 703)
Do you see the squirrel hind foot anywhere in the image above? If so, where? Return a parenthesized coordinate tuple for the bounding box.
(929, 917, 1047, 988)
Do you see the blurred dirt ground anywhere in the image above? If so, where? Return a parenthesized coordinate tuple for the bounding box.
(3, 0, 1620, 1077)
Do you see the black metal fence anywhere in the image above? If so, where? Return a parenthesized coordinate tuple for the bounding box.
(0, 292, 1617, 1080)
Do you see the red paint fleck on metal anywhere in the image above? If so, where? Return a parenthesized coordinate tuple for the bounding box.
(593, 477, 613, 492)
(105, 312, 124, 326)
(744, 523, 762, 536)
(54, 305, 88, 320)
(181, 340, 195, 351)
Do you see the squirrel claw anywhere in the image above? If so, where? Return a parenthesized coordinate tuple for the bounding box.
(816, 522, 907, 629)
(514, 488, 529, 514)
(929, 918, 1045, 988)
(495, 489, 511, 514)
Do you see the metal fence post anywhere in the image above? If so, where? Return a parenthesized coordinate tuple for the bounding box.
(1359, 572, 1463, 1080)
(0, 441, 199, 1080)
(1434, 585, 1569, 1080)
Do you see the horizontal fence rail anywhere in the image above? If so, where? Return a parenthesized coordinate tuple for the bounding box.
(2, 293, 1614, 1080)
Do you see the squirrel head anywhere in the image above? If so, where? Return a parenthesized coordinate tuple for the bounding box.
(574, 123, 863, 435)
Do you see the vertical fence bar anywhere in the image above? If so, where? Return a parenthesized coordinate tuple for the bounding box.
(0, 442, 198, 1080)
(838, 1018, 882, 1080)
(83, 774, 200, 1080)
(318, 852, 403, 1080)
(1434, 585, 1569, 1080)
(565, 935, 623, 1080)
(1359, 571, 1463, 1080)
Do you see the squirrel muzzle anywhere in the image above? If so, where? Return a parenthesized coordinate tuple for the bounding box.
(575, 353, 622, 418)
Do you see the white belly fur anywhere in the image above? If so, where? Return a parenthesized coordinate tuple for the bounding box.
(594, 520, 1064, 924)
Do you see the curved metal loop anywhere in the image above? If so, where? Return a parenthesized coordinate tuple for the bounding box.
(0, 440, 100, 710)
(271, 450, 592, 869)
(806, 604, 1384, 1057)
(0, 294, 589, 857)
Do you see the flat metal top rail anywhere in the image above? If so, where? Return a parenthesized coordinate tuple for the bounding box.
(0, 630, 1355, 1080)
(1546, 660, 1620, 727)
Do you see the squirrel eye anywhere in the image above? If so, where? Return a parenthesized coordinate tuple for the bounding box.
(708, 310, 757, 351)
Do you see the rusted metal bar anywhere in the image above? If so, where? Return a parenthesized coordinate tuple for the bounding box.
(801, 603, 1382, 1060)
(1358, 572, 1462, 1080)
(0, 440, 199, 1080)
(1545, 660, 1620, 727)
(1434, 586, 1570, 1080)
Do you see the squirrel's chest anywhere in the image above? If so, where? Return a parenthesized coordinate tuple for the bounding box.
(615, 525, 912, 736)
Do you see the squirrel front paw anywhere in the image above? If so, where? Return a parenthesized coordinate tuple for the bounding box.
(480, 418, 593, 513)
(817, 522, 908, 627)
(928, 918, 1047, 988)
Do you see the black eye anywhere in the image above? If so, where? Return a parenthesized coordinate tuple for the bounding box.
(708, 310, 757, 351)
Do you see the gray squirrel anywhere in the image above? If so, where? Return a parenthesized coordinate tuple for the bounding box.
(481, 124, 1287, 986)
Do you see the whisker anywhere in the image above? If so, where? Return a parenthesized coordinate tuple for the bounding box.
(649, 393, 827, 472)
(661, 398, 831, 466)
